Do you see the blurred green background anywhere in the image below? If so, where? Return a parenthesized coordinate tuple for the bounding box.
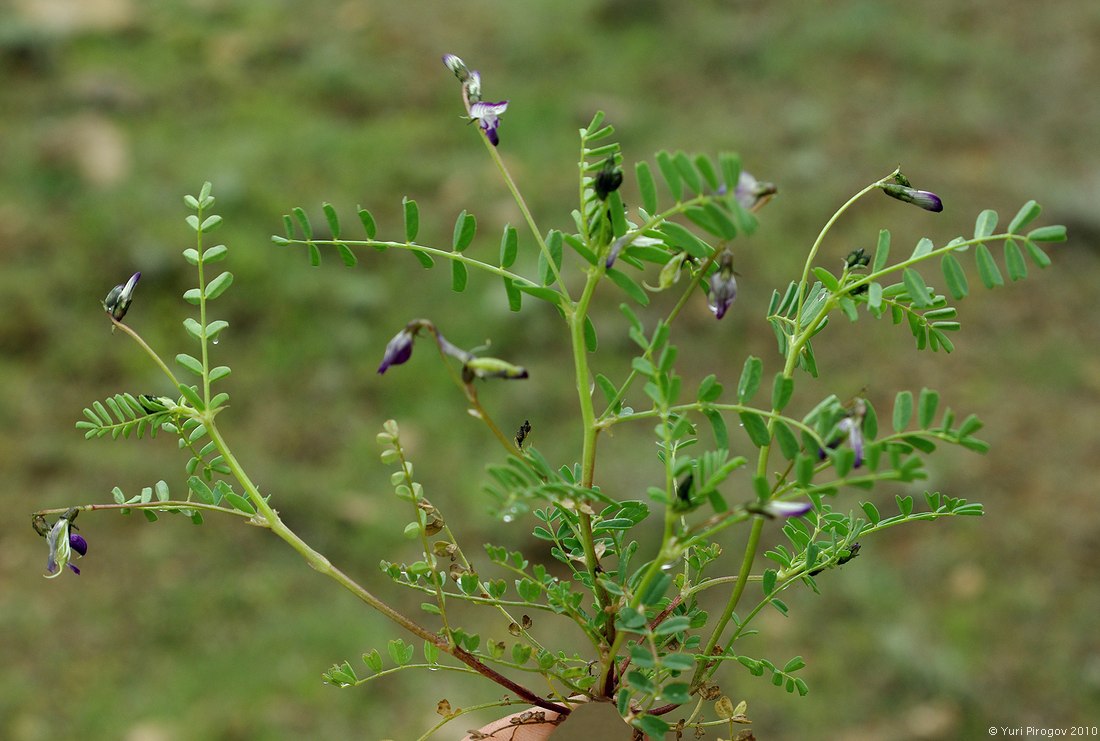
(4, 1, 1099, 739)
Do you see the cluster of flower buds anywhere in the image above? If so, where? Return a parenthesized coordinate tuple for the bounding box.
(377, 319, 527, 382)
(442, 53, 509, 146)
(844, 247, 871, 270)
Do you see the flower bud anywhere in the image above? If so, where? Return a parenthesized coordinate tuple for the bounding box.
(377, 328, 415, 374)
(845, 248, 870, 270)
(103, 272, 141, 322)
(594, 159, 623, 201)
(465, 70, 483, 103)
(881, 183, 943, 212)
(441, 54, 470, 82)
(462, 357, 529, 381)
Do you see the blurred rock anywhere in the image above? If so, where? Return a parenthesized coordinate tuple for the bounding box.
(14, 0, 137, 35)
(38, 113, 131, 188)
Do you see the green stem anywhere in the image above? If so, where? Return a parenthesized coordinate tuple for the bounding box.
(569, 269, 616, 685)
(690, 515, 764, 688)
(194, 203, 212, 408)
(32, 500, 255, 520)
(110, 319, 181, 388)
(482, 136, 570, 301)
(792, 170, 897, 326)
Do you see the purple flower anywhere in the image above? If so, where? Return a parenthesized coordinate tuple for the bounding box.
(881, 183, 943, 212)
(443, 53, 509, 146)
(708, 250, 738, 320)
(377, 320, 473, 374)
(469, 101, 509, 146)
(103, 272, 141, 321)
(377, 328, 415, 374)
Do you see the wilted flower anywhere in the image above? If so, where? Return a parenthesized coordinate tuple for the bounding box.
(881, 183, 943, 213)
(708, 250, 738, 320)
(103, 272, 141, 322)
(469, 101, 509, 146)
(39, 510, 87, 578)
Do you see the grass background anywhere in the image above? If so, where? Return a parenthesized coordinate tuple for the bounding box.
(3, 1, 1099, 738)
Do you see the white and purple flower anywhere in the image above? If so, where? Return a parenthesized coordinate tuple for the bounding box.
(443, 53, 509, 147)
(708, 250, 738, 320)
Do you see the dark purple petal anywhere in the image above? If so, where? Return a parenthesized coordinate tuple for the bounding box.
(70, 533, 88, 556)
(68, 563, 81, 575)
(377, 329, 415, 374)
(481, 119, 500, 146)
